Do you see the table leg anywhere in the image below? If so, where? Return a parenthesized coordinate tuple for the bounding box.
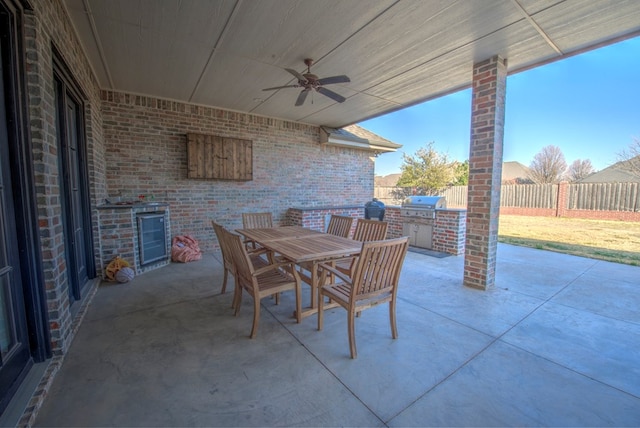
(295, 261, 338, 320)
(310, 262, 318, 310)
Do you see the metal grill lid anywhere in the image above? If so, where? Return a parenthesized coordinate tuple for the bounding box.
(402, 196, 446, 209)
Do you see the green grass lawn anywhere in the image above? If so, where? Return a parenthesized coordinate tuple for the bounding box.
(497, 215, 640, 266)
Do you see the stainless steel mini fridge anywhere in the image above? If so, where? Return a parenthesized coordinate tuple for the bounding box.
(137, 212, 167, 265)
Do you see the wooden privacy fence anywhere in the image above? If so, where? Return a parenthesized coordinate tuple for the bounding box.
(500, 184, 557, 208)
(441, 186, 467, 207)
(375, 182, 640, 215)
(568, 182, 640, 211)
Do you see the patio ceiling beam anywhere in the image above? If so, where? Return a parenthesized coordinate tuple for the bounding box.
(510, 0, 563, 55)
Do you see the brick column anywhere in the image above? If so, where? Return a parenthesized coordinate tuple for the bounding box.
(464, 56, 507, 290)
(556, 181, 568, 217)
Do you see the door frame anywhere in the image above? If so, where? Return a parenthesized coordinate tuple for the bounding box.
(52, 48, 96, 304)
(0, 0, 51, 411)
(1, 0, 49, 360)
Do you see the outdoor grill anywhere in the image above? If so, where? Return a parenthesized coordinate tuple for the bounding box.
(401, 196, 446, 249)
(401, 196, 446, 219)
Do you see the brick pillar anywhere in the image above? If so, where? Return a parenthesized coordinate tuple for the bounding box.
(556, 182, 568, 217)
(464, 56, 507, 290)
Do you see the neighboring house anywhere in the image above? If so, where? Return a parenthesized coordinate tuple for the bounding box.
(374, 173, 402, 187)
(501, 161, 533, 184)
(578, 158, 640, 183)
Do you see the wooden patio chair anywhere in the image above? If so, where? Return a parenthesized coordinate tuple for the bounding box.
(223, 227, 302, 339)
(211, 221, 268, 297)
(242, 212, 273, 250)
(317, 236, 409, 358)
(352, 219, 388, 242)
(242, 212, 273, 229)
(335, 219, 388, 276)
(326, 214, 354, 238)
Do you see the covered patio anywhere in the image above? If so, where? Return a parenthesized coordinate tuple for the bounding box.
(29, 244, 640, 426)
(2, 0, 640, 424)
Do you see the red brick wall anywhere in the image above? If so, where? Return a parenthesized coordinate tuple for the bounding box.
(385, 207, 404, 238)
(287, 207, 362, 236)
(500, 207, 556, 216)
(433, 210, 467, 255)
(562, 209, 640, 221)
(101, 91, 375, 252)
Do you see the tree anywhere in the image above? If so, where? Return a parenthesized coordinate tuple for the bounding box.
(617, 137, 640, 178)
(566, 159, 595, 182)
(397, 142, 459, 194)
(528, 145, 567, 183)
(451, 160, 469, 186)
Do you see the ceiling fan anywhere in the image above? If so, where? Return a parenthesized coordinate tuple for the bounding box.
(263, 58, 351, 106)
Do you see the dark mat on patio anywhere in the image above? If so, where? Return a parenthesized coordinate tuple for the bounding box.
(408, 246, 451, 258)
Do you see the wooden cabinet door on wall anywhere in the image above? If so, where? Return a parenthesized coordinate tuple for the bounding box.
(187, 133, 253, 181)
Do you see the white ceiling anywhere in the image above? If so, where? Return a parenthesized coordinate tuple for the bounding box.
(63, 0, 640, 128)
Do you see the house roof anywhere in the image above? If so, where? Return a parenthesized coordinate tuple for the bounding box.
(502, 161, 531, 181)
(63, 0, 640, 128)
(578, 157, 640, 183)
(320, 125, 401, 154)
(374, 173, 402, 187)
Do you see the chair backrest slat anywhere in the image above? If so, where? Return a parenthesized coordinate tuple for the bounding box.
(352, 219, 387, 242)
(351, 237, 409, 300)
(326, 215, 353, 238)
(212, 221, 233, 271)
(223, 227, 257, 292)
(242, 212, 273, 229)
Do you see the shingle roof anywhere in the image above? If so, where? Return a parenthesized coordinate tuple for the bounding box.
(578, 157, 640, 183)
(374, 173, 401, 186)
(320, 125, 402, 153)
(502, 161, 531, 181)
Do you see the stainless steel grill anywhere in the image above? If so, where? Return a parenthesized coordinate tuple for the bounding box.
(401, 196, 446, 219)
(401, 196, 446, 249)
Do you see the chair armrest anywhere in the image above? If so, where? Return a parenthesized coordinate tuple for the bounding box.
(247, 247, 269, 256)
(327, 254, 358, 264)
(252, 261, 296, 277)
(317, 262, 353, 285)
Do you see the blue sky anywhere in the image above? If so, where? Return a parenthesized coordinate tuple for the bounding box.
(361, 36, 640, 177)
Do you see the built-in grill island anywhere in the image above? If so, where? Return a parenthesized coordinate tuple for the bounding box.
(400, 195, 466, 255)
(402, 196, 446, 249)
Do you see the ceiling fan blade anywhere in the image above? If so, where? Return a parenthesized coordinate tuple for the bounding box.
(295, 89, 309, 106)
(262, 85, 299, 91)
(317, 75, 350, 85)
(285, 68, 306, 82)
(317, 87, 346, 103)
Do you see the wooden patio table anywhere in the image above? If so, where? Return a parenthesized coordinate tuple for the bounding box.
(236, 226, 362, 319)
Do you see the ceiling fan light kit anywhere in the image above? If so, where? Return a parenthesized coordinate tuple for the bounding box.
(263, 58, 350, 106)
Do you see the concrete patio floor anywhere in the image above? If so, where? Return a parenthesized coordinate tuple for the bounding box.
(32, 243, 640, 427)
